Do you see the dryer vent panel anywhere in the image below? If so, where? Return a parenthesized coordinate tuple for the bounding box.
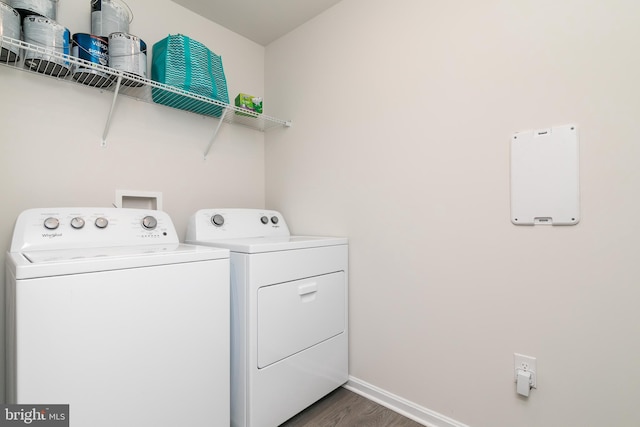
(510, 124, 579, 226)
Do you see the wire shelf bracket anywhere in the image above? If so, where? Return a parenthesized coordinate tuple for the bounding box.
(204, 107, 229, 159)
(102, 75, 123, 147)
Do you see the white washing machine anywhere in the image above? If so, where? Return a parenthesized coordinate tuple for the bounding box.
(5, 207, 230, 427)
(186, 208, 348, 427)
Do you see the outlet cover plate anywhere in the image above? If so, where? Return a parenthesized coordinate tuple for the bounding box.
(514, 353, 537, 388)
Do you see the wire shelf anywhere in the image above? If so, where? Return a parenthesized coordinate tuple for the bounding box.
(0, 35, 291, 156)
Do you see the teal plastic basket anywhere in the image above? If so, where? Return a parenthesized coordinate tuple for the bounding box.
(151, 34, 228, 117)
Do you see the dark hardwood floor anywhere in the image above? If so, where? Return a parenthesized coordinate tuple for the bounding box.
(279, 387, 424, 427)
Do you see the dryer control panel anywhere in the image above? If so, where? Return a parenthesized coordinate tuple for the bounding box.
(186, 209, 290, 241)
(10, 208, 180, 252)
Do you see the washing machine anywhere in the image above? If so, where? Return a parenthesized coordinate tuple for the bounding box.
(186, 208, 348, 427)
(5, 207, 230, 427)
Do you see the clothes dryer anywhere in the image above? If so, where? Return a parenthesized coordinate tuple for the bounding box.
(186, 208, 348, 427)
(5, 208, 230, 427)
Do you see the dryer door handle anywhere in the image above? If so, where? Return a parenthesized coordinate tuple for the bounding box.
(298, 282, 318, 296)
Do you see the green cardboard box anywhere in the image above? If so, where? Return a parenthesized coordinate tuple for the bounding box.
(235, 93, 263, 116)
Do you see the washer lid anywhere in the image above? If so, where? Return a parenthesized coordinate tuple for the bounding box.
(187, 235, 348, 254)
(9, 243, 229, 279)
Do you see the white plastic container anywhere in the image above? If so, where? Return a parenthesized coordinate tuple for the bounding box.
(108, 32, 146, 86)
(0, 2, 21, 62)
(10, 0, 57, 20)
(23, 14, 70, 76)
(91, 0, 131, 37)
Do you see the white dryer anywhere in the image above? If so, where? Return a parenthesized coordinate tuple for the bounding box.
(186, 208, 348, 427)
(5, 208, 230, 427)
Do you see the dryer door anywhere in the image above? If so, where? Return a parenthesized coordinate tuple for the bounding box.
(257, 271, 345, 368)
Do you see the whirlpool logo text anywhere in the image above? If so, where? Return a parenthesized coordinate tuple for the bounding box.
(41, 233, 62, 239)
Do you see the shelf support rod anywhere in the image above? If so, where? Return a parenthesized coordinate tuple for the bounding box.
(102, 75, 123, 147)
(204, 107, 229, 159)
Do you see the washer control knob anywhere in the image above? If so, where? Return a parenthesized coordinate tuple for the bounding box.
(270, 216, 279, 225)
(95, 217, 109, 229)
(43, 217, 59, 230)
(142, 216, 158, 230)
(70, 217, 85, 229)
(211, 214, 225, 227)
(260, 216, 269, 224)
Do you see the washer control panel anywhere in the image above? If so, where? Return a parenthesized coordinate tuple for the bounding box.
(186, 208, 290, 241)
(10, 208, 180, 252)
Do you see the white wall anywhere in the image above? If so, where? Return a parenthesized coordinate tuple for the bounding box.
(265, 1, 640, 426)
(0, 0, 265, 403)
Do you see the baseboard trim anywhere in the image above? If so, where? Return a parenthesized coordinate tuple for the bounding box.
(344, 376, 470, 427)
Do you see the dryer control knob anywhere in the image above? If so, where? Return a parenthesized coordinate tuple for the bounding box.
(142, 216, 158, 230)
(211, 214, 225, 227)
(70, 217, 85, 229)
(260, 216, 269, 224)
(270, 216, 279, 225)
(95, 217, 109, 229)
(44, 217, 59, 230)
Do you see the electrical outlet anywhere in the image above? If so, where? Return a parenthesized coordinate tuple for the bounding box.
(514, 353, 537, 388)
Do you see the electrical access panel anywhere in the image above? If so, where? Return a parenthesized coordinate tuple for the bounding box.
(510, 124, 580, 226)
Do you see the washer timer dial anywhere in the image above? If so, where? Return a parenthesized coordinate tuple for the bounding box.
(211, 214, 225, 227)
(142, 216, 158, 230)
(70, 217, 85, 229)
(43, 217, 59, 230)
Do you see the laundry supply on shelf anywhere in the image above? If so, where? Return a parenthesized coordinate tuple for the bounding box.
(235, 93, 263, 116)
